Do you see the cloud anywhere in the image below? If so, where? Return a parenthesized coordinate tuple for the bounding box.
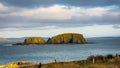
(0, 25, 120, 38)
(0, 25, 57, 31)
(15, 5, 76, 20)
(0, 3, 7, 10)
(0, 1, 120, 37)
(0, 3, 120, 30)
(0, 0, 120, 8)
(113, 25, 120, 29)
(86, 7, 107, 16)
(2, 5, 119, 20)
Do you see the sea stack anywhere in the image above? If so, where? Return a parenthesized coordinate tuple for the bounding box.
(24, 37, 45, 44)
(47, 33, 86, 44)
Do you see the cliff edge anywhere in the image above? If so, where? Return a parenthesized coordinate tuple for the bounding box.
(47, 33, 86, 44)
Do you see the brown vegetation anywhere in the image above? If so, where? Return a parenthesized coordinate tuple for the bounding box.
(1, 54, 120, 68)
(41, 54, 120, 68)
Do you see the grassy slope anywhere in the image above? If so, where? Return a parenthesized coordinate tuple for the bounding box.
(0, 55, 120, 68)
(41, 57, 120, 68)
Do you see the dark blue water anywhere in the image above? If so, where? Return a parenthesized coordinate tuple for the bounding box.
(0, 37, 120, 65)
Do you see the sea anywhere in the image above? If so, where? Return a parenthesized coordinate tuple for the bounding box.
(0, 37, 120, 65)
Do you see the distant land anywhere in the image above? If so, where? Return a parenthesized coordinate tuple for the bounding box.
(0, 38, 8, 41)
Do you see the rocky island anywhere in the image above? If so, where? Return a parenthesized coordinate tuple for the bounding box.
(47, 33, 86, 44)
(24, 37, 45, 44)
(13, 33, 86, 45)
(13, 37, 45, 45)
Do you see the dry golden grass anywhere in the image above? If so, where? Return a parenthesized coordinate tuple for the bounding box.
(41, 55, 120, 68)
(41, 62, 80, 68)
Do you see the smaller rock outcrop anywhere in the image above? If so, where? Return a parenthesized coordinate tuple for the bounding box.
(24, 37, 45, 44)
(13, 37, 45, 45)
(47, 33, 86, 44)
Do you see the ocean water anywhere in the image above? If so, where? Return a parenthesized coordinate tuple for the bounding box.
(0, 37, 120, 65)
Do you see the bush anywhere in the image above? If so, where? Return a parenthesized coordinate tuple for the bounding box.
(95, 55, 105, 60)
(106, 54, 114, 59)
(87, 55, 95, 61)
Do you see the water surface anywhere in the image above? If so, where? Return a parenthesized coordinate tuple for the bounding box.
(0, 37, 120, 65)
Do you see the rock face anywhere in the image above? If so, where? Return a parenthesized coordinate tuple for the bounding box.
(47, 33, 86, 44)
(24, 37, 45, 44)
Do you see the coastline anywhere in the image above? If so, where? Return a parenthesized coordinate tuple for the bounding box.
(1, 54, 120, 68)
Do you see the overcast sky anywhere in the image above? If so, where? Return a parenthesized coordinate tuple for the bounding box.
(0, 0, 120, 38)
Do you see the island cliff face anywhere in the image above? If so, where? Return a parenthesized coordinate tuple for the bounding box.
(24, 37, 45, 44)
(47, 33, 86, 44)
(13, 33, 86, 45)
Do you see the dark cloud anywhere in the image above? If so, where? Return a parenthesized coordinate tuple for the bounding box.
(0, 0, 54, 8)
(0, 14, 120, 29)
(0, 0, 120, 30)
(57, 0, 120, 7)
(0, 0, 120, 8)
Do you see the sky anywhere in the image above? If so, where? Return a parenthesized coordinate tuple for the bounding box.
(0, 0, 120, 38)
